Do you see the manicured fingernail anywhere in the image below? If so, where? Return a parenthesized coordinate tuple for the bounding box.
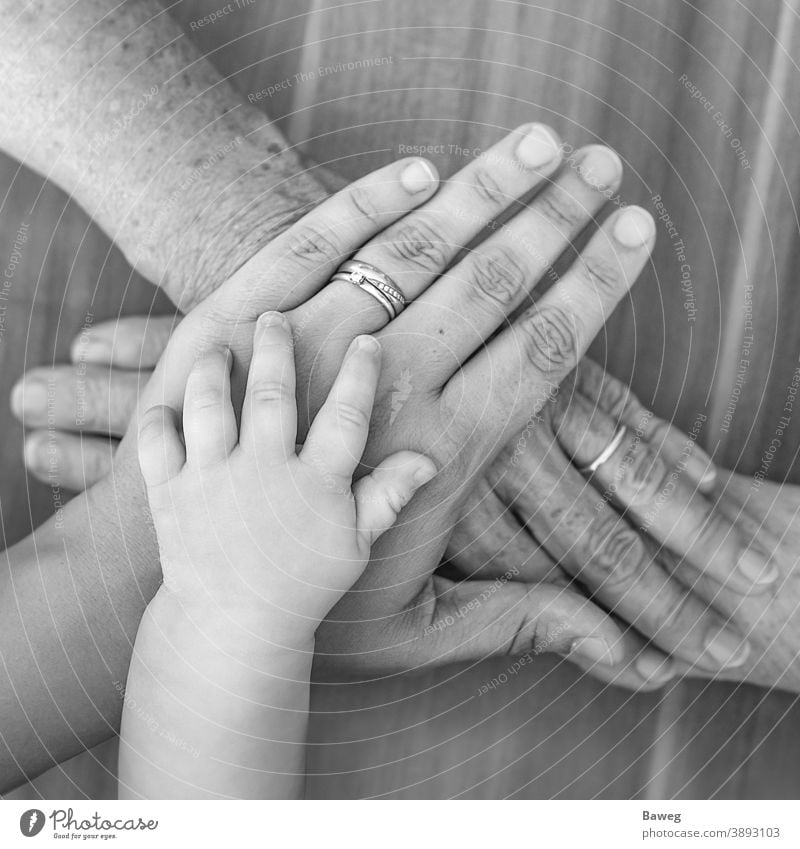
(258, 311, 287, 329)
(737, 548, 779, 586)
(577, 146, 622, 190)
(24, 434, 48, 473)
(515, 123, 562, 169)
(613, 206, 655, 247)
(71, 337, 112, 364)
(11, 380, 47, 417)
(569, 636, 615, 665)
(355, 335, 381, 354)
(703, 628, 750, 668)
(634, 653, 674, 686)
(413, 459, 437, 486)
(400, 159, 438, 193)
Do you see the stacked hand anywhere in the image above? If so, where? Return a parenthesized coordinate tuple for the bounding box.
(12, 125, 792, 694)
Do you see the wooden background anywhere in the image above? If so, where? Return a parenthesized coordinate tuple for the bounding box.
(4, 0, 800, 798)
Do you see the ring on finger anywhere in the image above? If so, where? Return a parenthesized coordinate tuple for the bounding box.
(579, 423, 628, 475)
(331, 259, 408, 320)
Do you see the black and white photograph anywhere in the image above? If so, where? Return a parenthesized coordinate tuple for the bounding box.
(0, 0, 798, 838)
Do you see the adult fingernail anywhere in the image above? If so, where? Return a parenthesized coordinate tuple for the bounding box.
(515, 123, 562, 169)
(400, 159, 438, 193)
(71, 337, 112, 364)
(24, 433, 48, 473)
(11, 380, 47, 417)
(569, 636, 615, 665)
(413, 459, 437, 486)
(737, 548, 779, 586)
(613, 206, 655, 247)
(634, 653, 674, 686)
(577, 146, 622, 190)
(703, 628, 750, 668)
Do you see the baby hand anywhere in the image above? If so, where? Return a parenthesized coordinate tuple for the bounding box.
(137, 311, 437, 649)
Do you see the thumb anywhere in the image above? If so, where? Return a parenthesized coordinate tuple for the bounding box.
(71, 315, 180, 369)
(353, 451, 437, 548)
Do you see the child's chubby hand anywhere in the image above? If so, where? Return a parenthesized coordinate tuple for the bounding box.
(137, 311, 437, 651)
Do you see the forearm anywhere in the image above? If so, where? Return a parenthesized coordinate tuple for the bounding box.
(119, 592, 313, 799)
(0, 480, 157, 792)
(0, 0, 327, 308)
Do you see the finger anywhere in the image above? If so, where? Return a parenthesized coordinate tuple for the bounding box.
(566, 627, 677, 692)
(391, 145, 625, 383)
(490, 431, 752, 671)
(574, 358, 716, 490)
(336, 124, 563, 324)
(552, 389, 778, 593)
(239, 312, 298, 461)
(450, 205, 656, 452)
(353, 450, 437, 548)
(182, 348, 237, 466)
(226, 157, 440, 313)
(319, 576, 625, 671)
(137, 405, 185, 488)
(23, 431, 116, 490)
(445, 475, 559, 582)
(300, 335, 382, 480)
(10, 365, 147, 437)
(71, 315, 179, 368)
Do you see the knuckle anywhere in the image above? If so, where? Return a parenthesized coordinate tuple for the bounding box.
(467, 246, 527, 308)
(584, 512, 646, 591)
(333, 401, 370, 430)
(286, 225, 342, 268)
(348, 186, 382, 224)
(471, 166, 509, 207)
(614, 442, 671, 506)
(577, 254, 623, 297)
(535, 189, 585, 231)
(249, 380, 292, 405)
(383, 216, 448, 271)
(521, 306, 579, 374)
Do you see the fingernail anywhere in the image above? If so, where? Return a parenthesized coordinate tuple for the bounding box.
(413, 460, 437, 486)
(577, 146, 623, 190)
(258, 311, 287, 329)
(634, 653, 674, 686)
(699, 467, 717, 488)
(515, 124, 562, 169)
(613, 206, 655, 248)
(11, 380, 48, 417)
(703, 628, 750, 668)
(400, 159, 438, 193)
(569, 636, 615, 665)
(355, 335, 381, 354)
(737, 548, 779, 586)
(24, 434, 48, 473)
(71, 337, 112, 364)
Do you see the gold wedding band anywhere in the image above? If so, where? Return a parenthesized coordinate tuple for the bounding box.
(579, 423, 628, 475)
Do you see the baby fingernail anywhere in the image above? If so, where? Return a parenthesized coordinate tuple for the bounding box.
(634, 653, 674, 686)
(24, 433, 48, 472)
(569, 636, 615, 665)
(11, 379, 47, 417)
(258, 311, 286, 329)
(737, 548, 778, 586)
(703, 628, 750, 668)
(355, 334, 381, 354)
(516, 123, 562, 169)
(400, 159, 438, 193)
(413, 459, 437, 486)
(577, 145, 623, 190)
(613, 206, 655, 247)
